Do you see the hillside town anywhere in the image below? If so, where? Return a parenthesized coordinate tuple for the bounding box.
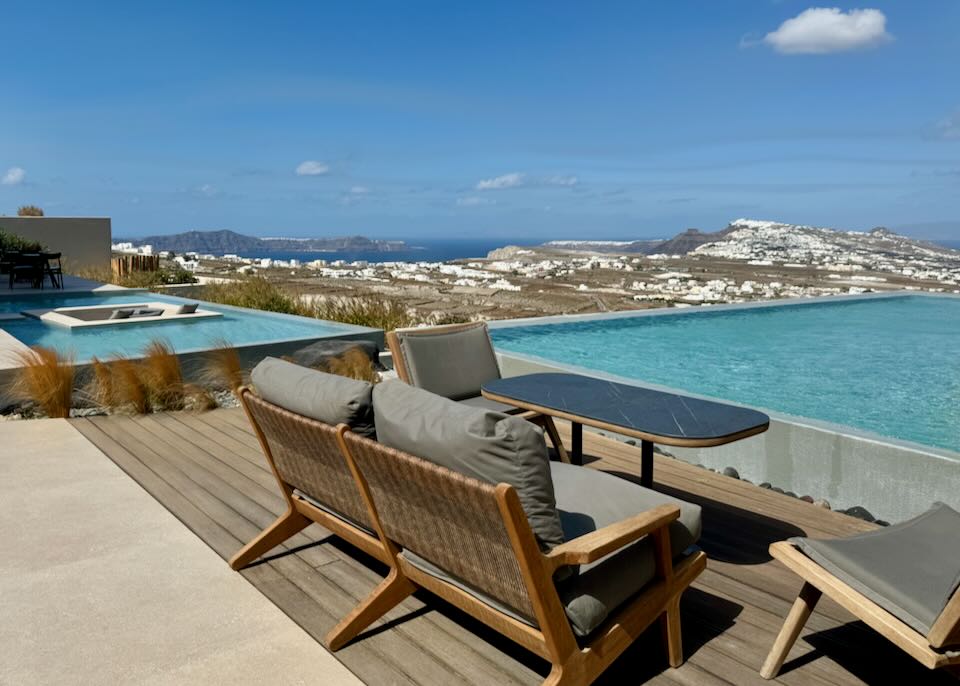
(114, 219, 960, 320)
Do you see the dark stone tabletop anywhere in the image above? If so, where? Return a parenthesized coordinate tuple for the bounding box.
(482, 373, 769, 445)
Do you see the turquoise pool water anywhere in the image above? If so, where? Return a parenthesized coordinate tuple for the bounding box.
(0, 291, 353, 360)
(491, 296, 960, 454)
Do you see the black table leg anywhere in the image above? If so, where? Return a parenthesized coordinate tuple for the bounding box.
(571, 422, 583, 465)
(640, 440, 654, 488)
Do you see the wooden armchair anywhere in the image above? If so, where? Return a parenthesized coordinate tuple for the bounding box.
(761, 503, 960, 678)
(229, 389, 388, 569)
(326, 429, 707, 686)
(387, 321, 570, 462)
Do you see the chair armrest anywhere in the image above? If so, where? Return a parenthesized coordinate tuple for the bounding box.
(544, 504, 680, 570)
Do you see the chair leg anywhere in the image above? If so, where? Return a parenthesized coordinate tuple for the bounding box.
(661, 596, 684, 668)
(326, 568, 415, 651)
(228, 508, 311, 570)
(541, 416, 571, 464)
(760, 582, 822, 679)
(543, 663, 574, 686)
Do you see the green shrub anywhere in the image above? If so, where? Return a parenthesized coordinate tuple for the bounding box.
(307, 296, 415, 330)
(200, 277, 303, 314)
(430, 312, 472, 325)
(0, 228, 44, 253)
(70, 265, 197, 288)
(198, 277, 417, 329)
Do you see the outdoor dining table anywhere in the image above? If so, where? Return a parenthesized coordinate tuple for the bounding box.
(481, 372, 770, 488)
(3, 252, 63, 289)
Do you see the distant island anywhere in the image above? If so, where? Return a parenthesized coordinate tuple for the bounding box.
(118, 229, 407, 254)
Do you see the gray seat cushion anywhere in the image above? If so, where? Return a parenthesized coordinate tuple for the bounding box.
(251, 357, 376, 439)
(402, 463, 701, 638)
(792, 502, 960, 636)
(108, 308, 133, 320)
(456, 394, 524, 415)
(372, 380, 564, 549)
(552, 462, 701, 636)
(397, 324, 501, 401)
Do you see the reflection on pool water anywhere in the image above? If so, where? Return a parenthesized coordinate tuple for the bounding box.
(491, 295, 960, 454)
(0, 291, 355, 361)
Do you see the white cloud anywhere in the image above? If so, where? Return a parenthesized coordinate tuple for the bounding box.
(2, 167, 26, 185)
(456, 196, 494, 206)
(296, 160, 330, 176)
(197, 183, 218, 197)
(339, 186, 372, 206)
(937, 110, 960, 140)
(476, 172, 525, 190)
(545, 175, 578, 187)
(762, 8, 892, 55)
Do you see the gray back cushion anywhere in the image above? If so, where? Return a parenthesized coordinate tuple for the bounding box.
(175, 302, 199, 314)
(251, 357, 376, 438)
(456, 395, 525, 415)
(372, 380, 564, 550)
(398, 324, 501, 401)
(793, 502, 960, 635)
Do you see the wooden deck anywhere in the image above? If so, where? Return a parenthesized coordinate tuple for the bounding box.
(70, 409, 952, 685)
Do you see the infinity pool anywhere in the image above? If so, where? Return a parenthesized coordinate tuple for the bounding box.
(491, 295, 960, 454)
(0, 291, 358, 361)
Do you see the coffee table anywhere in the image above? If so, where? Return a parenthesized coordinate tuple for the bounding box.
(482, 372, 770, 488)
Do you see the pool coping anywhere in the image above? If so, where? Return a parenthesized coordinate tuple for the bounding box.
(487, 289, 960, 328)
(489, 291, 960, 464)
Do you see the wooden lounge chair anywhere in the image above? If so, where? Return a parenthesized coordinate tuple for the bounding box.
(387, 321, 571, 462)
(326, 380, 707, 686)
(229, 359, 388, 569)
(761, 502, 960, 679)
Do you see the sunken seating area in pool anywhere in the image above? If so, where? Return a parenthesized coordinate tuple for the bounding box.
(20, 301, 221, 328)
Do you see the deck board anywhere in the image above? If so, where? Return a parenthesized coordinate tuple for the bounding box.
(70, 409, 953, 685)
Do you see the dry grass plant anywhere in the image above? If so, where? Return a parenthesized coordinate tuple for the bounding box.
(321, 347, 381, 383)
(139, 340, 185, 410)
(199, 339, 246, 393)
(9, 347, 74, 418)
(110, 356, 152, 414)
(86, 356, 117, 409)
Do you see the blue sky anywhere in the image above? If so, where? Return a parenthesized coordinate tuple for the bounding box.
(2, 1, 959, 240)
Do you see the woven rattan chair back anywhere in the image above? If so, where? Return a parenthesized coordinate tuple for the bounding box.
(341, 431, 538, 623)
(243, 392, 373, 530)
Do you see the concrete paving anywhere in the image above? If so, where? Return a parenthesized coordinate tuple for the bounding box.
(0, 418, 363, 686)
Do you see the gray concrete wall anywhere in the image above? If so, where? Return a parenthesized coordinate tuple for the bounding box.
(497, 352, 960, 524)
(0, 217, 111, 272)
